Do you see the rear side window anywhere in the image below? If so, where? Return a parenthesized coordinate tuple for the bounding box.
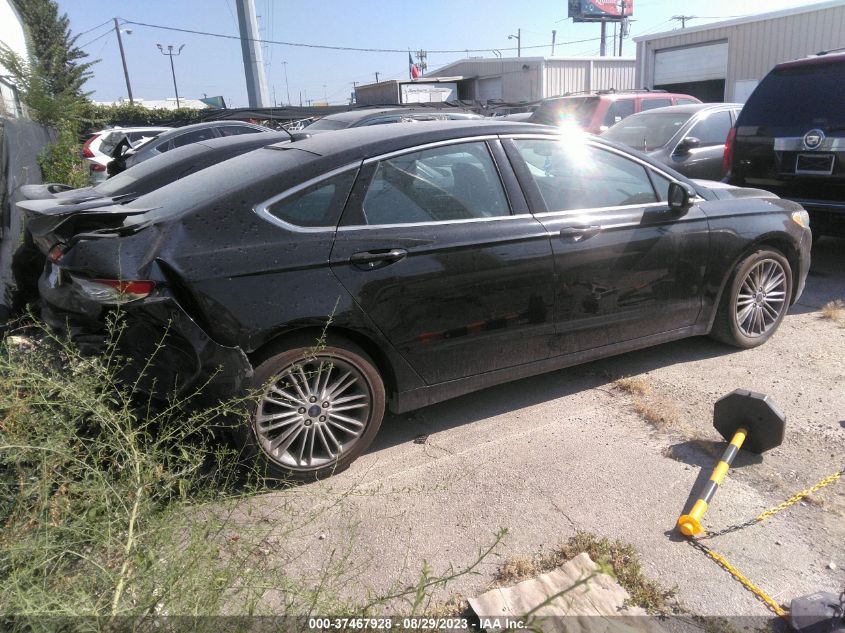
(171, 128, 217, 149)
(677, 98, 699, 105)
(513, 139, 659, 210)
(219, 125, 260, 136)
(641, 98, 673, 111)
(688, 110, 733, 146)
(602, 100, 635, 128)
(361, 142, 510, 224)
(265, 171, 357, 228)
(738, 62, 845, 127)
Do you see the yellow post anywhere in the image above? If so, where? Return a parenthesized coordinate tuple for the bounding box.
(678, 427, 747, 536)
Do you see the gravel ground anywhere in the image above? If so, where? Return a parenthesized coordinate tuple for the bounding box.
(245, 236, 845, 617)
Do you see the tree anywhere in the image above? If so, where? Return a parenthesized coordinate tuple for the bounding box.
(11, 0, 94, 101)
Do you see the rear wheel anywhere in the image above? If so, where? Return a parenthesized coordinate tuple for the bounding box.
(710, 249, 792, 348)
(243, 339, 385, 481)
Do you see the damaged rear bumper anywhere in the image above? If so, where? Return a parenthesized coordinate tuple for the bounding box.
(39, 269, 253, 402)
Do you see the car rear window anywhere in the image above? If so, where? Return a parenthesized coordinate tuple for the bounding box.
(739, 62, 845, 127)
(602, 112, 692, 151)
(529, 97, 599, 127)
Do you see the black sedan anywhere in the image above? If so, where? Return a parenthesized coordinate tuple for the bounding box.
(22, 121, 812, 479)
(602, 103, 742, 180)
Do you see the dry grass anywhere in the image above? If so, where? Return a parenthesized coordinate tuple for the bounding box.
(493, 532, 678, 615)
(820, 299, 845, 323)
(632, 397, 681, 429)
(613, 376, 652, 396)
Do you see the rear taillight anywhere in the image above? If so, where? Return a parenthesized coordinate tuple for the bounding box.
(47, 244, 65, 263)
(90, 163, 106, 172)
(82, 134, 98, 158)
(71, 276, 155, 304)
(723, 126, 737, 175)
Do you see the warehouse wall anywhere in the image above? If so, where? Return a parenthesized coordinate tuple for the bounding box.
(636, 2, 845, 101)
(544, 58, 636, 96)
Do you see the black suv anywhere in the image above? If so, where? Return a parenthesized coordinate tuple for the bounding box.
(726, 52, 845, 238)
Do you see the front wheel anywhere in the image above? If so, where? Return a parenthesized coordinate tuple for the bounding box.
(243, 339, 385, 481)
(710, 249, 793, 348)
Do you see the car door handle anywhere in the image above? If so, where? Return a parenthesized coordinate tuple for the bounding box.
(559, 225, 601, 241)
(349, 248, 408, 270)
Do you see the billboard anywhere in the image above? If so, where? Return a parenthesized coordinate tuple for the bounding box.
(568, 0, 633, 22)
(400, 82, 457, 104)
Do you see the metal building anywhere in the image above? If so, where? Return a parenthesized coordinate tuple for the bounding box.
(635, 0, 845, 103)
(420, 57, 636, 103)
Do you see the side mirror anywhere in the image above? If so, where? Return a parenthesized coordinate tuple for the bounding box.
(667, 181, 694, 212)
(674, 136, 701, 155)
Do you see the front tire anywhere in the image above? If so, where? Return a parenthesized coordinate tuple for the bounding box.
(243, 339, 385, 481)
(710, 248, 792, 348)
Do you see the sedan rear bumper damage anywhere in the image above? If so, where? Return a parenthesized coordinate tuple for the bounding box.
(40, 273, 253, 403)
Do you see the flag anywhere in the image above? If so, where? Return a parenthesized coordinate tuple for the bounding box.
(409, 52, 420, 79)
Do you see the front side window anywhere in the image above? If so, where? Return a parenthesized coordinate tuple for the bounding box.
(688, 110, 733, 146)
(513, 139, 659, 211)
(265, 171, 357, 227)
(361, 142, 510, 225)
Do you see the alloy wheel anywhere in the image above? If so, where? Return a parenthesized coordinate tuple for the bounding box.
(255, 356, 372, 471)
(734, 258, 788, 337)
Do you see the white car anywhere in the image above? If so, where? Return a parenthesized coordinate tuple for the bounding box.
(82, 126, 171, 183)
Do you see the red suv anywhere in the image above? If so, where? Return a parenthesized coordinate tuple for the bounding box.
(528, 90, 702, 133)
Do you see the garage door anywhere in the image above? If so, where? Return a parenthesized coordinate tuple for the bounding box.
(477, 76, 503, 103)
(654, 41, 728, 85)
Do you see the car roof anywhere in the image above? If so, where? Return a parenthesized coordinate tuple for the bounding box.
(624, 103, 742, 116)
(265, 119, 545, 158)
(776, 50, 845, 70)
(318, 107, 477, 123)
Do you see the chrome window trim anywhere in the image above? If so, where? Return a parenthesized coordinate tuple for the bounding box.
(253, 161, 360, 233)
(361, 135, 499, 165)
(336, 212, 535, 232)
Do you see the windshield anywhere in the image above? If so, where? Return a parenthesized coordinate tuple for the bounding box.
(603, 112, 692, 151)
(529, 97, 598, 127)
(739, 62, 845, 128)
(305, 118, 350, 131)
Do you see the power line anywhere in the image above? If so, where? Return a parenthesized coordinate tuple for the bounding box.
(78, 28, 115, 49)
(119, 18, 601, 54)
(75, 18, 113, 37)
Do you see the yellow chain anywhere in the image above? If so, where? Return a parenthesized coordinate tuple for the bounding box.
(688, 469, 843, 620)
(755, 470, 842, 523)
(692, 540, 789, 618)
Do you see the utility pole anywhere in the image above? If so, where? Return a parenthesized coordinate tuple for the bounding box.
(551, 30, 556, 56)
(415, 50, 428, 74)
(600, 21, 607, 56)
(508, 28, 521, 56)
(619, 0, 628, 56)
(235, 0, 271, 107)
(114, 18, 134, 104)
(156, 44, 184, 108)
(672, 15, 695, 28)
(281, 61, 291, 105)
(375, 71, 380, 83)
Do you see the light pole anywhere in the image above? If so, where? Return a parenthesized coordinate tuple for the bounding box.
(281, 61, 291, 105)
(156, 43, 185, 108)
(508, 29, 521, 57)
(113, 18, 134, 104)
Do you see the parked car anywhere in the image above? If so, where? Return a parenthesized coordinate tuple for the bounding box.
(602, 103, 742, 180)
(528, 89, 702, 133)
(22, 132, 290, 204)
(83, 126, 171, 183)
(10, 132, 292, 311)
(108, 120, 272, 175)
(302, 107, 481, 133)
(726, 51, 845, 239)
(22, 120, 811, 480)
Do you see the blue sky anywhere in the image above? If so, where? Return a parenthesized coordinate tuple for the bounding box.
(56, 0, 817, 107)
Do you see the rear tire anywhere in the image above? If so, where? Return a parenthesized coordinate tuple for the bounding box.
(710, 248, 792, 348)
(238, 337, 385, 482)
